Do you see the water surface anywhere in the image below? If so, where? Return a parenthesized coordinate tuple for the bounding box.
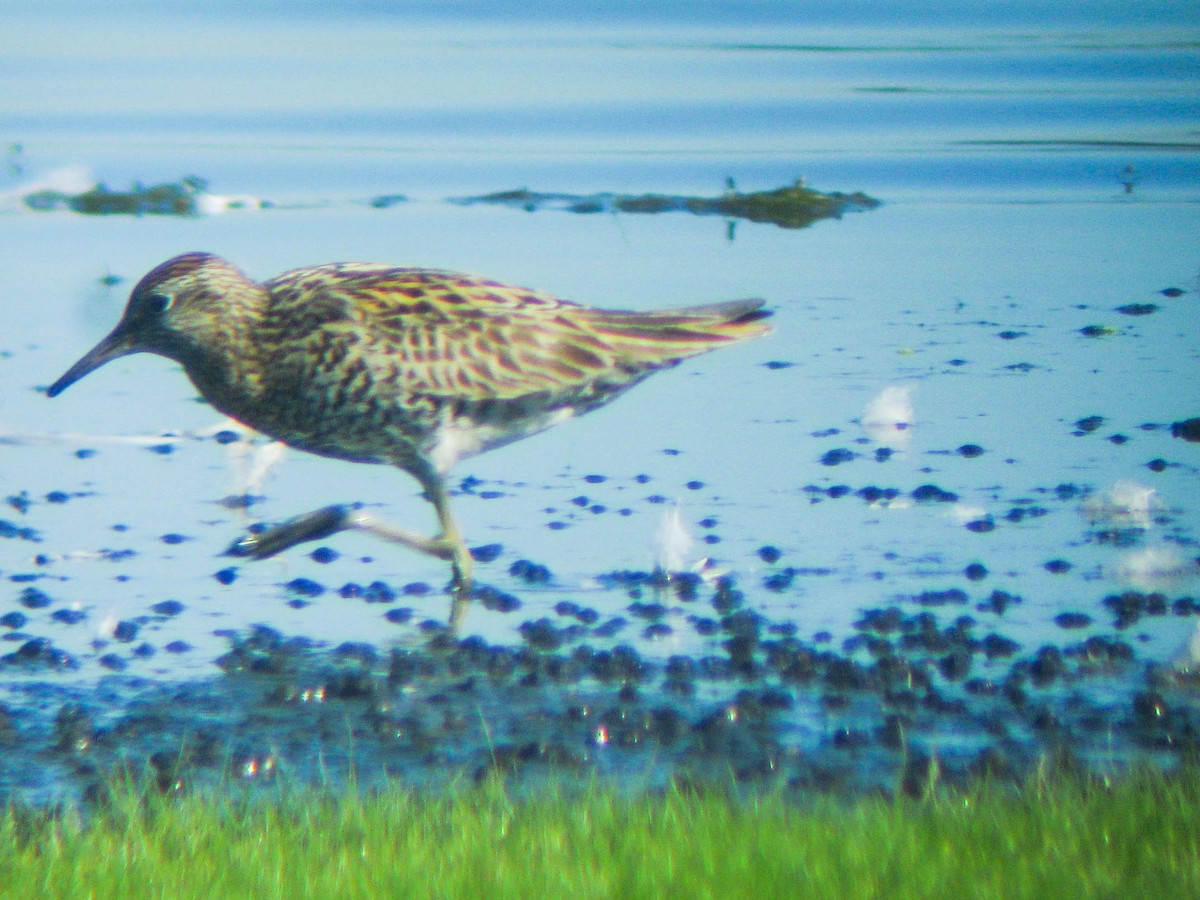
(1, 0, 1198, 800)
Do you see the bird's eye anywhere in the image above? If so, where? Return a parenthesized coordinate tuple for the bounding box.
(145, 293, 174, 313)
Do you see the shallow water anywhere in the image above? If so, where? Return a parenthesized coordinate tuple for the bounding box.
(1, 1, 1199, 802)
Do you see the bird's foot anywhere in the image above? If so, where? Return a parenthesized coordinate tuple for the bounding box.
(225, 504, 356, 559)
(227, 506, 473, 571)
(421, 534, 474, 591)
(223, 505, 473, 628)
(339, 513, 475, 596)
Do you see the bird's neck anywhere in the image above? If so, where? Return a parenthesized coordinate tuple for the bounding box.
(170, 294, 270, 419)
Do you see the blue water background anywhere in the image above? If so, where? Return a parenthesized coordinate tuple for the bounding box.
(0, 0, 1197, 684)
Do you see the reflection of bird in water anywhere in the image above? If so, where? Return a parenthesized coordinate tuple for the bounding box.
(49, 252, 772, 611)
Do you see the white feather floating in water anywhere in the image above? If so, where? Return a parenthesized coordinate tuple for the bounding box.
(654, 504, 694, 573)
(862, 384, 915, 450)
(1112, 545, 1198, 592)
(1173, 619, 1200, 674)
(1082, 480, 1162, 530)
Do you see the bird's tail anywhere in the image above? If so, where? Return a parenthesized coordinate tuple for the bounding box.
(580, 298, 772, 362)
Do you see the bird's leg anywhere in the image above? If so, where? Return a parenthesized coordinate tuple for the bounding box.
(226, 501, 470, 630)
(340, 478, 473, 628)
(342, 510, 458, 561)
(226, 476, 473, 592)
(418, 477, 474, 590)
(228, 504, 460, 565)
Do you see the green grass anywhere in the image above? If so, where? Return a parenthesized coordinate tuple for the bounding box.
(2, 768, 1198, 899)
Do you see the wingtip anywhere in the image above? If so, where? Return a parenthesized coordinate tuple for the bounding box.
(730, 301, 773, 325)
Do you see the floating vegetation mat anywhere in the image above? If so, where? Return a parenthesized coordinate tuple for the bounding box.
(12, 168, 879, 229)
(21, 176, 219, 217)
(451, 180, 881, 229)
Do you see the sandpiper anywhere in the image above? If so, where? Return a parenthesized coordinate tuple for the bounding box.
(49, 252, 771, 594)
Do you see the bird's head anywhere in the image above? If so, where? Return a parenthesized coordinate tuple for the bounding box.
(47, 252, 255, 398)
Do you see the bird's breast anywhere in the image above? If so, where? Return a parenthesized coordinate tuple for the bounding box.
(425, 403, 577, 474)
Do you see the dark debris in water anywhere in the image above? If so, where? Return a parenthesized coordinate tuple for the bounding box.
(820, 448, 857, 467)
(450, 179, 881, 230)
(1, 637, 78, 672)
(1115, 303, 1159, 317)
(18, 587, 54, 609)
(470, 543, 504, 564)
(0, 519, 41, 542)
(1171, 418, 1200, 443)
(369, 194, 407, 209)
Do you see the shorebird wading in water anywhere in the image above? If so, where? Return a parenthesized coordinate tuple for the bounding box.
(48, 252, 772, 603)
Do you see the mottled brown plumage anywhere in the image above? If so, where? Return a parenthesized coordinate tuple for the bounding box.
(49, 252, 772, 590)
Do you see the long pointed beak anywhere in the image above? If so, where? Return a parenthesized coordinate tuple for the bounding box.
(46, 328, 134, 398)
